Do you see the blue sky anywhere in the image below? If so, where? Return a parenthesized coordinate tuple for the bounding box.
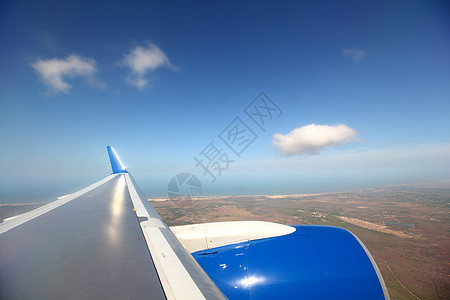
(1, 0, 449, 202)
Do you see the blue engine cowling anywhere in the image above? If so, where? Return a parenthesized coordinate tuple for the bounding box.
(192, 225, 388, 300)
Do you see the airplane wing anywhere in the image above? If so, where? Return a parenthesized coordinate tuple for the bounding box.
(1, 146, 389, 299)
(0, 147, 226, 299)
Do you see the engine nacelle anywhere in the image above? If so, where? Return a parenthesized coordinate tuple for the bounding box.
(172, 222, 388, 299)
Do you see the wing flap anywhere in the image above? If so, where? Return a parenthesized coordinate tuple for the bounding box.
(124, 172, 226, 300)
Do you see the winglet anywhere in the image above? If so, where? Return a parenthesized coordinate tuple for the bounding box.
(106, 146, 127, 174)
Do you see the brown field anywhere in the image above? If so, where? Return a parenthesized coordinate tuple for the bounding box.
(151, 183, 450, 300)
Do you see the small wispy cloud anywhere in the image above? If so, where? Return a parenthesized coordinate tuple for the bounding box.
(273, 124, 359, 155)
(37, 31, 60, 51)
(31, 55, 99, 93)
(342, 48, 366, 62)
(122, 43, 172, 89)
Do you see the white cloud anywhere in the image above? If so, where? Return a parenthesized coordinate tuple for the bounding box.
(342, 48, 366, 62)
(31, 55, 98, 93)
(37, 31, 60, 51)
(273, 124, 359, 155)
(122, 43, 172, 89)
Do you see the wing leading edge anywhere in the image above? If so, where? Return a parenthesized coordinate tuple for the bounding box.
(0, 147, 225, 300)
